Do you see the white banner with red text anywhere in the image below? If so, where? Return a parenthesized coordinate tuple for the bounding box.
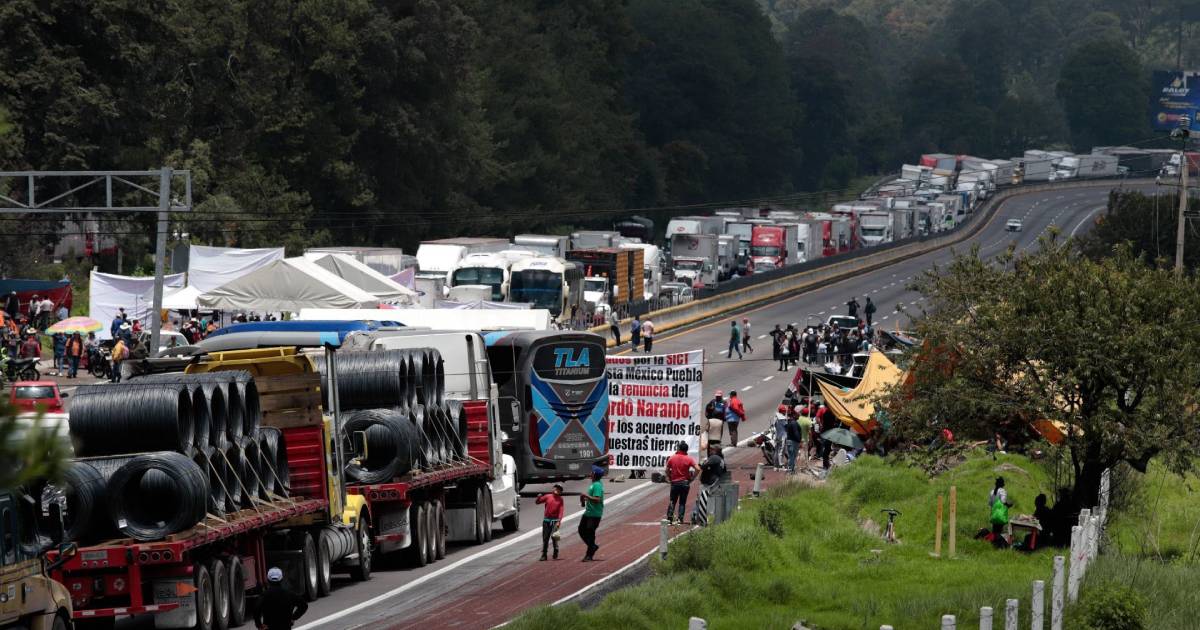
(605, 350, 704, 470)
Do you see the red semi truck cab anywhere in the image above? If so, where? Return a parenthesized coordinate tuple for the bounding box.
(749, 225, 786, 273)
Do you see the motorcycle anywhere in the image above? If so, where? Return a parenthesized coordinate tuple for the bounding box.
(0, 349, 40, 382)
(87, 346, 112, 379)
(755, 422, 779, 467)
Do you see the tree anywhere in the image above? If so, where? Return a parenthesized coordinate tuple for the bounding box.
(1078, 190, 1200, 269)
(0, 401, 67, 491)
(1057, 39, 1146, 151)
(884, 238, 1200, 509)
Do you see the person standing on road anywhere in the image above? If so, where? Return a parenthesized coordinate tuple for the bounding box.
(65, 333, 83, 379)
(110, 335, 128, 383)
(846, 297, 860, 319)
(692, 445, 726, 526)
(664, 442, 698, 524)
(51, 332, 65, 376)
(579, 466, 606, 561)
(864, 297, 877, 326)
(641, 318, 654, 353)
(741, 318, 753, 354)
(630, 315, 641, 352)
(254, 567, 308, 630)
(784, 412, 803, 473)
(772, 325, 787, 371)
(727, 320, 742, 359)
(608, 311, 621, 347)
(536, 484, 565, 561)
(704, 391, 727, 432)
(725, 391, 745, 446)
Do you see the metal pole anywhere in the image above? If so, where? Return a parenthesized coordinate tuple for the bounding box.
(150, 167, 171, 354)
(1176, 150, 1188, 275)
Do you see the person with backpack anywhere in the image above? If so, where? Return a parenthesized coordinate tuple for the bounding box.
(692, 445, 726, 525)
(727, 320, 742, 360)
(663, 442, 698, 524)
(725, 391, 746, 447)
(864, 297, 877, 326)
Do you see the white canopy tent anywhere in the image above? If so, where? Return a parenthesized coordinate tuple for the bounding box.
(303, 253, 418, 305)
(187, 245, 285, 293)
(296, 308, 553, 331)
(198, 258, 380, 312)
(89, 271, 186, 340)
(162, 285, 204, 311)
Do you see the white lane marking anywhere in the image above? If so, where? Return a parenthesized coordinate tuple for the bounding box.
(817, 311, 825, 316)
(1069, 206, 1104, 238)
(742, 385, 754, 391)
(296, 481, 660, 630)
(549, 544, 660, 608)
(882, 315, 890, 321)
(757, 334, 767, 339)
(762, 375, 774, 382)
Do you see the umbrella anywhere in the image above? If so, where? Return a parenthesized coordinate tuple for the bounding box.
(821, 427, 865, 450)
(46, 316, 103, 335)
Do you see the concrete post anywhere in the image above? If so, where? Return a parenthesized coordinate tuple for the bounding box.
(688, 617, 707, 630)
(1068, 525, 1083, 602)
(1052, 556, 1065, 630)
(979, 606, 993, 630)
(881, 626, 894, 630)
(942, 614, 956, 630)
(1088, 515, 1101, 561)
(149, 167, 172, 356)
(1005, 599, 1018, 630)
(1032, 580, 1045, 630)
(752, 463, 765, 497)
(659, 519, 669, 559)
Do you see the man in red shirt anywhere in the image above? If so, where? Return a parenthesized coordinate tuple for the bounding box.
(535, 484, 565, 560)
(664, 441, 698, 525)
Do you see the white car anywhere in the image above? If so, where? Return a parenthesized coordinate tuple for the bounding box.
(1006, 219, 1023, 232)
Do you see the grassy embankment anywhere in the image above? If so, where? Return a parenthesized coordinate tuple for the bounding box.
(507, 453, 1199, 629)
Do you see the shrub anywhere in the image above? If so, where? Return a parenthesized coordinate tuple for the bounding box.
(1076, 583, 1148, 630)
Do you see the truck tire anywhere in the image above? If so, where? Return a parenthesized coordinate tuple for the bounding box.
(208, 557, 231, 630)
(195, 563, 215, 630)
(225, 556, 247, 628)
(348, 515, 373, 581)
(316, 530, 333, 596)
(51, 614, 69, 630)
(409, 502, 429, 567)
(501, 495, 520, 532)
(434, 501, 447, 559)
(423, 501, 437, 563)
(299, 532, 319, 602)
(473, 487, 487, 546)
(483, 488, 494, 542)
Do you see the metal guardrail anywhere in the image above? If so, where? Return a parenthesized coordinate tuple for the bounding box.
(595, 177, 1155, 344)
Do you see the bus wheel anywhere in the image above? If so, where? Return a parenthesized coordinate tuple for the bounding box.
(208, 557, 231, 630)
(473, 487, 487, 545)
(225, 556, 247, 627)
(409, 503, 429, 568)
(349, 515, 373, 581)
(435, 501, 447, 559)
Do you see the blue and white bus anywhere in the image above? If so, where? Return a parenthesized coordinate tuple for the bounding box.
(483, 330, 609, 484)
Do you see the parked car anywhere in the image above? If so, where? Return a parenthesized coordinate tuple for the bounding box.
(1006, 218, 1023, 232)
(11, 380, 66, 414)
(658, 282, 695, 307)
(826, 315, 860, 332)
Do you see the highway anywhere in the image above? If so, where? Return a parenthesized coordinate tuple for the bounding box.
(290, 182, 1135, 629)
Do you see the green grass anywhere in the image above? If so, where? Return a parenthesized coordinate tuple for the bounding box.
(507, 453, 1070, 630)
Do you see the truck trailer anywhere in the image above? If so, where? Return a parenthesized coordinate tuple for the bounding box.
(669, 233, 719, 287)
(566, 248, 645, 307)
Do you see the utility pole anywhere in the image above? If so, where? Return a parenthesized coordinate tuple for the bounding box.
(1175, 115, 1191, 275)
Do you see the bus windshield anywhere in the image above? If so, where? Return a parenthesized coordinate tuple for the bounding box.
(510, 270, 563, 314)
(451, 267, 505, 300)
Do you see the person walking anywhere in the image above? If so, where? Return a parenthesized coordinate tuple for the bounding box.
(692, 445, 726, 526)
(741, 318, 753, 354)
(641, 318, 654, 353)
(535, 484, 565, 560)
(19, 333, 40, 360)
(630, 315, 641, 352)
(864, 297, 877, 326)
(846, 297, 860, 319)
(578, 466, 606, 561)
(725, 391, 745, 446)
(772, 325, 787, 371)
(784, 413, 803, 473)
(664, 442, 698, 524)
(726, 320, 742, 359)
(608, 311, 621, 347)
(110, 335, 128, 383)
(65, 333, 83, 379)
(254, 567, 308, 630)
(51, 332, 65, 376)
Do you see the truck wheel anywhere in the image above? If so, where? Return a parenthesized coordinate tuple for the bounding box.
(316, 530, 333, 596)
(298, 532, 319, 602)
(51, 614, 69, 630)
(208, 558, 231, 630)
(501, 495, 520, 532)
(483, 488, 494, 542)
(225, 556, 247, 627)
(473, 487, 487, 545)
(195, 563, 215, 630)
(423, 501, 437, 563)
(409, 502, 429, 567)
(435, 501, 447, 560)
(348, 515, 373, 581)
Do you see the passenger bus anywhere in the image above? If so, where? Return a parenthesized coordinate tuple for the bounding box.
(508, 256, 584, 320)
(483, 329, 608, 484)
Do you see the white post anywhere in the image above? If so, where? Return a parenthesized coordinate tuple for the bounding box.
(688, 617, 707, 630)
(942, 614, 956, 630)
(1088, 515, 1101, 561)
(1004, 599, 1018, 630)
(752, 462, 765, 497)
(1068, 526, 1083, 602)
(659, 519, 669, 559)
(881, 626, 894, 630)
(1052, 556, 1065, 630)
(1032, 580, 1045, 630)
(979, 606, 993, 630)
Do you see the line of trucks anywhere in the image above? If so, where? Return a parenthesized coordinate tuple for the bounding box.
(0, 321, 570, 630)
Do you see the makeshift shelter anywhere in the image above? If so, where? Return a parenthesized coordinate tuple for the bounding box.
(817, 351, 905, 436)
(296, 307, 553, 331)
(304, 253, 418, 305)
(197, 258, 380, 312)
(89, 271, 186, 339)
(187, 245, 285, 293)
(0, 279, 73, 316)
(162, 285, 204, 311)
(434, 299, 530, 310)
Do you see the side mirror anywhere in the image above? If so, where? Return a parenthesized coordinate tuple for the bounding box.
(45, 542, 77, 573)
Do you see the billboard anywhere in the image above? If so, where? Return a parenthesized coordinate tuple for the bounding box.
(605, 350, 703, 470)
(1151, 70, 1200, 131)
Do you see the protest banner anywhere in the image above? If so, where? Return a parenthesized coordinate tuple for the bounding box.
(606, 350, 704, 470)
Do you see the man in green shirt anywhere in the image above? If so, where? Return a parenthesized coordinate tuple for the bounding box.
(578, 465, 606, 561)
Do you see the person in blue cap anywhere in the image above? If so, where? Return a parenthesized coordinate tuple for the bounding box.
(254, 567, 307, 630)
(578, 465, 606, 561)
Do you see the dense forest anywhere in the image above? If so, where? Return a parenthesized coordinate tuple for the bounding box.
(0, 0, 1193, 268)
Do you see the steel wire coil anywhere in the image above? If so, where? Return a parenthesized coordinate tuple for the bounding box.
(444, 400, 467, 458)
(192, 445, 228, 516)
(408, 404, 440, 467)
(234, 436, 262, 506)
(69, 384, 194, 457)
(430, 351, 445, 407)
(253, 433, 275, 499)
(221, 442, 248, 511)
(426, 404, 453, 463)
(435, 402, 465, 460)
(107, 451, 209, 541)
(314, 350, 419, 410)
(256, 427, 290, 496)
(189, 388, 211, 450)
(342, 409, 419, 483)
(134, 372, 257, 442)
(52, 461, 111, 541)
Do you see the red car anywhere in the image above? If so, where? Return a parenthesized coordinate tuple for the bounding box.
(11, 380, 67, 414)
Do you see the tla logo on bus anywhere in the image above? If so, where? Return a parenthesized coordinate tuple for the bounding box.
(553, 347, 590, 369)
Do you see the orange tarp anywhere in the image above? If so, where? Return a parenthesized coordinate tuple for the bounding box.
(817, 351, 905, 436)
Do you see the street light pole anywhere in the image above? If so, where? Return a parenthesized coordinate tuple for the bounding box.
(1175, 115, 1191, 275)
